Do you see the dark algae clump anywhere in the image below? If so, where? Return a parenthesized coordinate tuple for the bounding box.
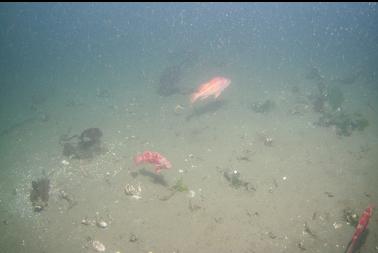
(316, 111, 369, 136)
(60, 128, 105, 159)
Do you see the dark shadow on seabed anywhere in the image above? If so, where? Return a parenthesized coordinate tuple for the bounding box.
(137, 168, 169, 187)
(186, 100, 227, 121)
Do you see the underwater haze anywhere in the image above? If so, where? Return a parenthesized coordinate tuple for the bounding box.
(0, 3, 377, 253)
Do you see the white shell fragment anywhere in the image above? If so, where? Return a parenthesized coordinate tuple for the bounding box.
(92, 240, 106, 252)
(96, 220, 108, 229)
(81, 217, 93, 225)
(188, 190, 196, 198)
(333, 222, 343, 229)
(131, 195, 142, 200)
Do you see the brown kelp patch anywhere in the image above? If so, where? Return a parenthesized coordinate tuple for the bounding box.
(30, 177, 50, 212)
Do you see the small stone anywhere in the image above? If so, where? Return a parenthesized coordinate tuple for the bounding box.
(129, 233, 138, 242)
(96, 220, 108, 229)
(33, 205, 44, 212)
(333, 222, 342, 229)
(188, 190, 196, 198)
(81, 218, 91, 225)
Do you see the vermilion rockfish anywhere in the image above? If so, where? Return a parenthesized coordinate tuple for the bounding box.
(190, 76, 231, 104)
(345, 204, 374, 253)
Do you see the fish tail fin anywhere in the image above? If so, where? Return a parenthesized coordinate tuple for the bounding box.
(345, 240, 354, 253)
(134, 155, 142, 165)
(190, 93, 199, 104)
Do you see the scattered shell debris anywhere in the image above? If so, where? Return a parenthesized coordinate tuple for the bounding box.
(264, 137, 273, 146)
(81, 217, 94, 226)
(61, 159, 70, 165)
(81, 215, 110, 229)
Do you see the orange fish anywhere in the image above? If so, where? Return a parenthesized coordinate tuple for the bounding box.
(190, 76, 231, 104)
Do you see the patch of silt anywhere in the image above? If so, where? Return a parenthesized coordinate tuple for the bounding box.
(312, 85, 345, 113)
(305, 66, 344, 113)
(30, 177, 50, 212)
(250, 99, 276, 113)
(156, 49, 199, 97)
(157, 64, 183, 96)
(60, 128, 106, 159)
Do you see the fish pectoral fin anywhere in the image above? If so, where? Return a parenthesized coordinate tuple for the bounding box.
(154, 166, 162, 173)
(214, 91, 222, 98)
(190, 93, 199, 104)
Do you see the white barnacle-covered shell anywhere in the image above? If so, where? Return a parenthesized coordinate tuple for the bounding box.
(124, 184, 136, 195)
(92, 240, 106, 252)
